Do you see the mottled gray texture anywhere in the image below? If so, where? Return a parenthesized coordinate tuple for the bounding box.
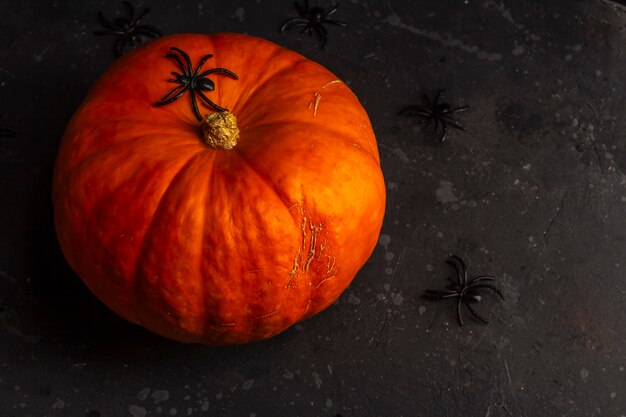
(1, 0, 626, 416)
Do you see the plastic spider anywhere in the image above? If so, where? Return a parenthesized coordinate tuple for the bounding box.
(424, 255, 504, 326)
(399, 89, 468, 142)
(154, 47, 238, 121)
(0, 127, 17, 137)
(280, 0, 347, 49)
(95, 1, 162, 58)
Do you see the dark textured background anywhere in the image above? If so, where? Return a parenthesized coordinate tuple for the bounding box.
(2, 1, 626, 416)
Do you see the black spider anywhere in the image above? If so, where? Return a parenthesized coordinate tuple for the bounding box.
(0, 127, 17, 137)
(424, 255, 504, 326)
(154, 47, 238, 122)
(280, 0, 347, 49)
(95, 1, 162, 58)
(399, 89, 468, 142)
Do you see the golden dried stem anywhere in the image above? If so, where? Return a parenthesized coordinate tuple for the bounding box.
(200, 111, 239, 150)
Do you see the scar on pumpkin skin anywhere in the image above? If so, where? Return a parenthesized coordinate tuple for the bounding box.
(256, 309, 279, 319)
(317, 234, 328, 262)
(309, 80, 347, 117)
(308, 92, 322, 117)
(321, 79, 342, 89)
(287, 246, 301, 288)
(304, 221, 322, 273)
(318, 252, 336, 278)
(286, 203, 304, 286)
(288, 206, 325, 286)
(322, 78, 358, 100)
(315, 274, 337, 290)
(287, 212, 308, 287)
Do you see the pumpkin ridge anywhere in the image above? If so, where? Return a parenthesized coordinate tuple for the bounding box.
(63, 133, 201, 176)
(131, 149, 211, 330)
(234, 59, 314, 122)
(240, 119, 381, 164)
(56, 136, 204, 283)
(231, 52, 307, 114)
(196, 151, 214, 341)
(232, 150, 301, 231)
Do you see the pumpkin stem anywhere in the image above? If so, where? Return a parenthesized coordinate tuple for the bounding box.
(200, 111, 239, 150)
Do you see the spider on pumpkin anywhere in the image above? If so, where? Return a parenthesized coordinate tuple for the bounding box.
(154, 47, 238, 121)
(424, 255, 504, 326)
(399, 89, 468, 143)
(94, 1, 162, 58)
(280, 0, 347, 49)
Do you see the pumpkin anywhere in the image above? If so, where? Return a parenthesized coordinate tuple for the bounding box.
(52, 33, 386, 344)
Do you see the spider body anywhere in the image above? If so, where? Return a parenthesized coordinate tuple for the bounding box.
(0, 127, 17, 137)
(280, 0, 347, 49)
(154, 47, 238, 121)
(424, 255, 504, 326)
(95, 1, 162, 57)
(399, 89, 468, 142)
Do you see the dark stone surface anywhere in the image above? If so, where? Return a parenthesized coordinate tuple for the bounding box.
(2, 0, 626, 416)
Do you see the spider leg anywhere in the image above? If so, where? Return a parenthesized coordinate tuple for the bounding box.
(169, 71, 184, 79)
(439, 116, 465, 131)
(166, 53, 190, 77)
(457, 297, 465, 326)
(156, 84, 189, 103)
(199, 68, 239, 80)
(170, 47, 193, 75)
(446, 255, 468, 286)
(95, 11, 119, 33)
(135, 26, 163, 39)
(398, 105, 421, 116)
(191, 54, 214, 76)
(441, 103, 468, 120)
(122, 1, 135, 22)
(280, 18, 309, 32)
(424, 289, 459, 299)
(468, 276, 496, 285)
(291, 22, 310, 32)
(295, 0, 307, 17)
(0, 127, 17, 137)
(196, 89, 228, 113)
(94, 29, 123, 36)
(313, 25, 329, 48)
(324, 4, 347, 24)
(399, 106, 433, 121)
(421, 93, 433, 109)
(325, 5, 339, 17)
(325, 19, 348, 26)
(188, 89, 203, 121)
(463, 300, 490, 324)
(433, 89, 445, 107)
(438, 124, 448, 142)
(469, 284, 505, 300)
(445, 105, 469, 114)
(134, 6, 151, 24)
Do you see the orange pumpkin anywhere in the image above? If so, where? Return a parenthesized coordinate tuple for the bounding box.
(52, 33, 386, 344)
